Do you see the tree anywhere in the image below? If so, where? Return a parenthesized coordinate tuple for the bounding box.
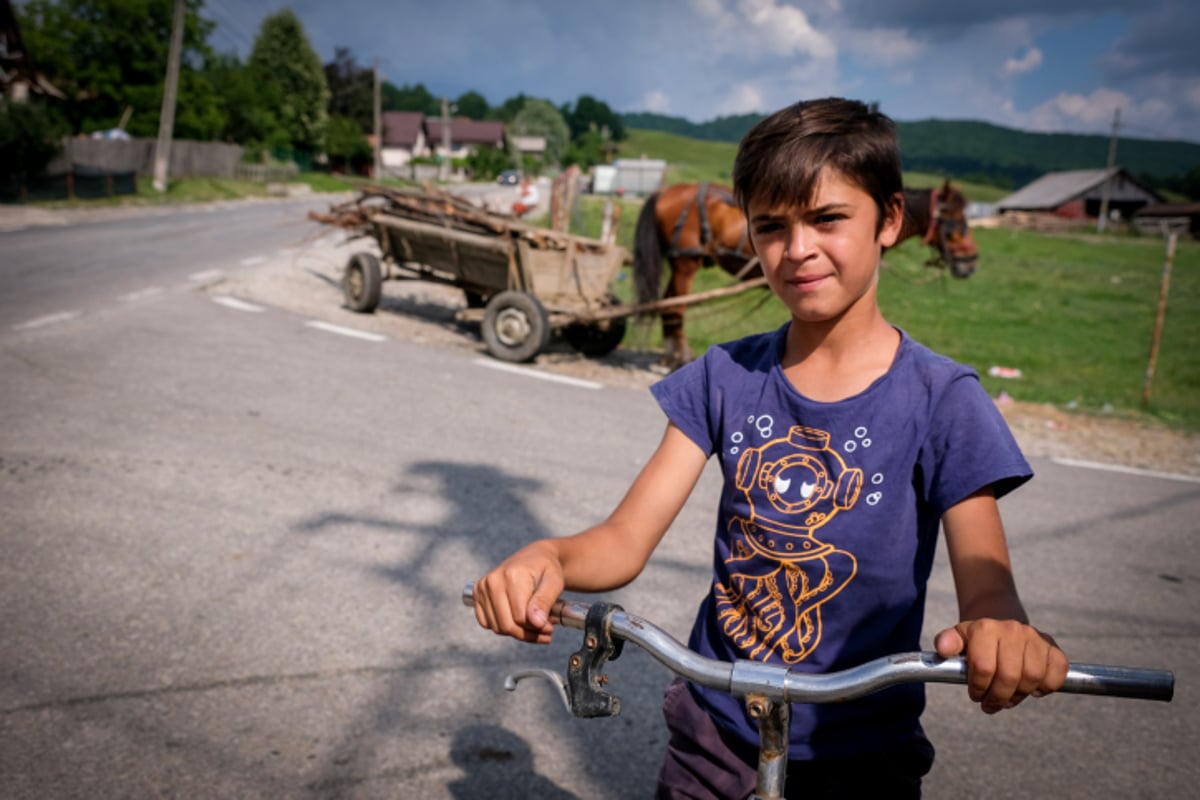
(247, 9, 329, 154)
(453, 90, 490, 121)
(563, 95, 625, 141)
(325, 115, 371, 172)
(0, 102, 66, 192)
(493, 93, 529, 123)
(381, 82, 439, 115)
(464, 145, 513, 181)
(203, 53, 285, 151)
(510, 98, 570, 166)
(16, 0, 223, 139)
(324, 47, 373, 133)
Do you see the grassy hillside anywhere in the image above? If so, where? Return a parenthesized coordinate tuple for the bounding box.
(616, 128, 1009, 202)
(621, 112, 1200, 189)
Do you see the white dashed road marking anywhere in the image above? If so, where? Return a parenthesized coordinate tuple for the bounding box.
(211, 296, 266, 313)
(189, 269, 224, 282)
(12, 311, 80, 331)
(240, 256, 266, 267)
(304, 320, 387, 342)
(473, 358, 602, 390)
(119, 286, 166, 302)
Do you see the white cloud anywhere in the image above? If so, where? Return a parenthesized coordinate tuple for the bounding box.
(840, 27, 922, 67)
(689, 0, 836, 59)
(1003, 47, 1043, 76)
(717, 83, 767, 115)
(1025, 87, 1129, 131)
(642, 90, 672, 113)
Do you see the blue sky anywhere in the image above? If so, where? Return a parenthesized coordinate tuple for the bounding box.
(204, 0, 1200, 142)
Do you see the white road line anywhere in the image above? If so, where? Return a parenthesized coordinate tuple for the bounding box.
(12, 310, 81, 331)
(304, 320, 387, 342)
(189, 269, 224, 282)
(211, 296, 266, 313)
(240, 256, 266, 267)
(119, 286, 166, 302)
(1051, 457, 1200, 485)
(473, 358, 603, 390)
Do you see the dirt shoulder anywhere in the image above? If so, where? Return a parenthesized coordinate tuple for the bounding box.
(215, 234, 1200, 481)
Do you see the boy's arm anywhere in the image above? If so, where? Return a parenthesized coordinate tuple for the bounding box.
(473, 422, 708, 643)
(936, 487, 1069, 713)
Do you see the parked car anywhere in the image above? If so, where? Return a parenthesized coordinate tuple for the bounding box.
(496, 170, 522, 186)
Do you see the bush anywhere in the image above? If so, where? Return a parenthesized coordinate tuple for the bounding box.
(0, 102, 64, 191)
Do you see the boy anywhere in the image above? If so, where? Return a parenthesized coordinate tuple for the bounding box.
(472, 97, 1067, 798)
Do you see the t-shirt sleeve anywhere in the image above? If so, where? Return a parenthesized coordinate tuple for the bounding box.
(649, 356, 717, 457)
(918, 373, 1032, 514)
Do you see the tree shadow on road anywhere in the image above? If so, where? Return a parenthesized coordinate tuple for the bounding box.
(293, 459, 665, 798)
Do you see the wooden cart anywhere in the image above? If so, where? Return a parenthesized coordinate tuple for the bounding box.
(310, 185, 768, 363)
(314, 186, 629, 362)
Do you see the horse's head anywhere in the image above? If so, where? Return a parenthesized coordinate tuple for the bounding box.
(929, 180, 978, 278)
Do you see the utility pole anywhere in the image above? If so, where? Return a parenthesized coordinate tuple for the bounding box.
(1096, 107, 1121, 233)
(152, 0, 185, 192)
(373, 59, 382, 180)
(440, 96, 452, 182)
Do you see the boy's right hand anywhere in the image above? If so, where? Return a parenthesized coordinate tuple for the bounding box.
(472, 543, 564, 644)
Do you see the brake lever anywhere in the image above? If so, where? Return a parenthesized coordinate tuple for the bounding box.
(503, 601, 625, 718)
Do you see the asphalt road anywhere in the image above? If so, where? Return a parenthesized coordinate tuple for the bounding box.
(1, 199, 1196, 799)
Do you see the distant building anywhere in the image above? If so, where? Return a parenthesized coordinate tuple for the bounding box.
(510, 135, 546, 160)
(379, 112, 506, 178)
(997, 167, 1161, 224)
(0, 0, 64, 102)
(612, 158, 667, 196)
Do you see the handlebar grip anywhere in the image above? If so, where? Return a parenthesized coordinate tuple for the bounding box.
(1064, 663, 1175, 702)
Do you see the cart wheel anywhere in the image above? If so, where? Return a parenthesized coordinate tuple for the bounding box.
(482, 290, 550, 363)
(343, 252, 382, 313)
(564, 295, 627, 358)
(564, 317, 626, 358)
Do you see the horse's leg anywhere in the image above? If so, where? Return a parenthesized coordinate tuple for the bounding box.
(661, 256, 701, 367)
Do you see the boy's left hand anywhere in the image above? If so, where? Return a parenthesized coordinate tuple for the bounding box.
(935, 619, 1069, 714)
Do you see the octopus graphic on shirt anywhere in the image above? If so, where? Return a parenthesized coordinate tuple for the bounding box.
(715, 423, 864, 664)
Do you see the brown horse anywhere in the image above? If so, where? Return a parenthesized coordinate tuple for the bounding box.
(633, 179, 978, 364)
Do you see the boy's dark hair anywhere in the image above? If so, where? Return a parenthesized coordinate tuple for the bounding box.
(732, 97, 902, 234)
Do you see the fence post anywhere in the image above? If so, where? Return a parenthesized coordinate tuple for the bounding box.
(1141, 232, 1177, 407)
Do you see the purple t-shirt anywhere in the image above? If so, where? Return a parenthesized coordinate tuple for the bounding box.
(651, 324, 1031, 760)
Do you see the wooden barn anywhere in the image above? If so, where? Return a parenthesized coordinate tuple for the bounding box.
(997, 167, 1161, 225)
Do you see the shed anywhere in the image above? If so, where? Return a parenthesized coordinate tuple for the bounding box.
(613, 158, 666, 195)
(997, 167, 1161, 222)
(1133, 202, 1200, 239)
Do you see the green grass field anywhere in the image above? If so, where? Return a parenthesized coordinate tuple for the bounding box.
(572, 191, 1199, 432)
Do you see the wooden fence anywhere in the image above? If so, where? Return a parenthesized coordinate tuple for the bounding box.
(47, 137, 245, 179)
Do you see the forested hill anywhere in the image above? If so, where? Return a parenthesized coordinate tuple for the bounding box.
(620, 112, 1200, 190)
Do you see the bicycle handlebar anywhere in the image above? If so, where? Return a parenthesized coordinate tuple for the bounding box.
(462, 584, 1174, 704)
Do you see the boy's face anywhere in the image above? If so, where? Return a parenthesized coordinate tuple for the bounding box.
(747, 169, 902, 325)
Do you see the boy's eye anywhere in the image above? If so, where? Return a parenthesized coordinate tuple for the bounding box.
(814, 213, 844, 226)
(753, 221, 783, 235)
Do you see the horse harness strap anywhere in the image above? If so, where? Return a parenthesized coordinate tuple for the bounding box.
(922, 187, 941, 246)
(667, 183, 751, 263)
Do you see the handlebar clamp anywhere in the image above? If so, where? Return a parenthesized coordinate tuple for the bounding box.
(566, 601, 625, 717)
